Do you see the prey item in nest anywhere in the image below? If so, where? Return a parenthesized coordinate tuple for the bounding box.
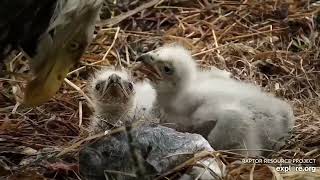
(79, 124, 225, 180)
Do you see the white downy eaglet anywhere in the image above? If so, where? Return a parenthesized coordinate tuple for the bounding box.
(88, 67, 156, 133)
(137, 44, 295, 157)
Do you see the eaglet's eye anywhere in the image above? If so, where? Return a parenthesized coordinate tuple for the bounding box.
(163, 65, 173, 75)
(95, 81, 103, 91)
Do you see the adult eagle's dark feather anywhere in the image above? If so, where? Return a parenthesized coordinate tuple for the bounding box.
(0, 0, 56, 59)
(0, 0, 103, 106)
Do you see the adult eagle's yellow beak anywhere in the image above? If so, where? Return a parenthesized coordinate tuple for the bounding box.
(23, 1, 102, 107)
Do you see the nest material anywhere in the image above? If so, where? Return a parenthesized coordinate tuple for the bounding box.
(0, 0, 319, 179)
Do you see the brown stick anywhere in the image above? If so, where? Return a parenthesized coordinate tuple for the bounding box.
(98, 0, 164, 27)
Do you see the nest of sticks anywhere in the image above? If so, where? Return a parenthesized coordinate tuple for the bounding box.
(0, 0, 319, 179)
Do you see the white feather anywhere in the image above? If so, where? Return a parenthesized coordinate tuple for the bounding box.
(88, 67, 157, 133)
(49, 0, 103, 31)
(145, 44, 295, 156)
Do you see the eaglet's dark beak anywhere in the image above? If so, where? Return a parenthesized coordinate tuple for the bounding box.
(135, 54, 162, 80)
(98, 74, 129, 99)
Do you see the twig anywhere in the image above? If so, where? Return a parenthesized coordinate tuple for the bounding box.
(102, 26, 121, 62)
(64, 78, 94, 107)
(56, 121, 143, 157)
(192, 44, 228, 57)
(78, 101, 83, 127)
(98, 0, 164, 27)
(249, 163, 256, 180)
(223, 28, 287, 41)
(125, 125, 147, 180)
(212, 29, 220, 54)
(12, 102, 20, 114)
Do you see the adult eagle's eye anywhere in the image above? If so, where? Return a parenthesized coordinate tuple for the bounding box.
(69, 41, 80, 51)
(163, 65, 173, 75)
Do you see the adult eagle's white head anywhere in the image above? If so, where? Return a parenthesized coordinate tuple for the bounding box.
(0, 0, 103, 106)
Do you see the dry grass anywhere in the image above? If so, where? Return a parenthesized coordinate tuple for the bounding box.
(0, 0, 319, 179)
